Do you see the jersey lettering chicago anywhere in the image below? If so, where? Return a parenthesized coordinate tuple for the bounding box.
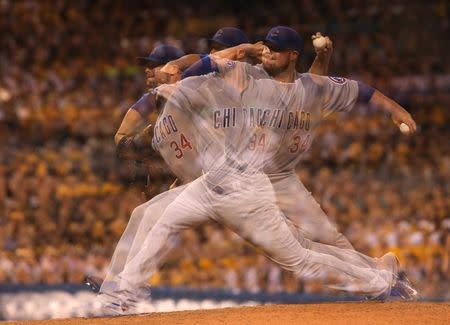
(155, 60, 359, 178)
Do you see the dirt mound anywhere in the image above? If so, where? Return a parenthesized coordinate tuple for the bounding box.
(8, 302, 449, 325)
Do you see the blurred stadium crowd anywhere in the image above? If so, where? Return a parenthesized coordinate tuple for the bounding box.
(0, 0, 449, 298)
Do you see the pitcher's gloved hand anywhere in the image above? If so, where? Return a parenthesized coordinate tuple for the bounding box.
(116, 125, 154, 161)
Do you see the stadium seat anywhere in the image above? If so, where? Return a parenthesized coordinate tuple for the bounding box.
(154, 298, 176, 312)
(200, 299, 218, 310)
(176, 298, 200, 311)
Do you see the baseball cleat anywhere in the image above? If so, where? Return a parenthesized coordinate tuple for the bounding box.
(366, 252, 400, 301)
(85, 275, 103, 293)
(97, 279, 152, 316)
(97, 290, 140, 316)
(390, 272, 419, 301)
(380, 252, 400, 298)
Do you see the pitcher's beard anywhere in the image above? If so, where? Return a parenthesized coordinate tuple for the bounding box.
(263, 60, 290, 77)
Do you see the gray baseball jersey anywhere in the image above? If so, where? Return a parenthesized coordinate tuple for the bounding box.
(143, 60, 361, 251)
(175, 59, 360, 175)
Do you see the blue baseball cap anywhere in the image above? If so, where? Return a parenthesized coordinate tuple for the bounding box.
(209, 27, 249, 48)
(137, 44, 185, 67)
(264, 26, 303, 53)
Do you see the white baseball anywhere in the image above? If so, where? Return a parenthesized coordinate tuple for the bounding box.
(313, 36, 327, 49)
(399, 123, 410, 134)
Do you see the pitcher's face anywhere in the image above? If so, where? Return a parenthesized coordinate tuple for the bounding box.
(262, 45, 298, 76)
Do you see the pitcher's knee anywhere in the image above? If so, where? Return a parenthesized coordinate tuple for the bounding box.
(334, 232, 354, 250)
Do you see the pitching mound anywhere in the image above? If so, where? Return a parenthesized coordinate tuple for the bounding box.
(8, 302, 449, 325)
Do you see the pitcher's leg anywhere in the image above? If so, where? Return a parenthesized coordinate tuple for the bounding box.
(219, 186, 392, 296)
(115, 179, 212, 290)
(101, 186, 187, 292)
(103, 200, 153, 281)
(257, 217, 390, 295)
(284, 218, 376, 269)
(122, 185, 188, 267)
(271, 173, 354, 249)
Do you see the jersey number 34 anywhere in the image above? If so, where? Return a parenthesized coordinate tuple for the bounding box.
(170, 133, 193, 159)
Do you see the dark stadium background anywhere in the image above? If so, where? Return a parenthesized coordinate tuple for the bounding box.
(0, 0, 448, 319)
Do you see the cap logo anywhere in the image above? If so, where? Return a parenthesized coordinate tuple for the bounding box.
(328, 76, 347, 84)
(216, 29, 224, 37)
(225, 60, 236, 71)
(269, 29, 280, 38)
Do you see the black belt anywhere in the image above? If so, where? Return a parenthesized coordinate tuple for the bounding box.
(225, 157, 248, 172)
(212, 185, 225, 194)
(208, 158, 249, 195)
